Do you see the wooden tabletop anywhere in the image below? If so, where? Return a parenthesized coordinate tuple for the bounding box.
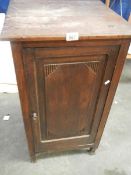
(1, 0, 131, 41)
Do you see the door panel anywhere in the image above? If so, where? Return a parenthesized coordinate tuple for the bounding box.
(23, 45, 119, 153)
(44, 60, 105, 140)
(35, 55, 106, 140)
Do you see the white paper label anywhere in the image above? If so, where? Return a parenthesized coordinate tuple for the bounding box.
(66, 32, 79, 41)
(3, 115, 10, 121)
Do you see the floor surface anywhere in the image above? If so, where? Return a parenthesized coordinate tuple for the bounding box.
(0, 60, 131, 175)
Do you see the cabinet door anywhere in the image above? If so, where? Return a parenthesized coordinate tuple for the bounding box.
(23, 44, 119, 153)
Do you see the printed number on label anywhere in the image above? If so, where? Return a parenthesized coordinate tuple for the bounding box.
(66, 32, 79, 41)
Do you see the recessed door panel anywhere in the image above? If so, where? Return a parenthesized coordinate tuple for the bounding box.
(44, 60, 105, 139)
(33, 54, 107, 141)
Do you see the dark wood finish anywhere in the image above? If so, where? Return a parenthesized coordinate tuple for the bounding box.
(94, 40, 130, 150)
(11, 43, 36, 161)
(22, 43, 119, 153)
(1, 0, 131, 161)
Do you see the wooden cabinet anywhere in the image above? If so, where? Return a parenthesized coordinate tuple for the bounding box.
(1, 0, 131, 161)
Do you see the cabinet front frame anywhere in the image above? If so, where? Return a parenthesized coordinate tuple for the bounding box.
(22, 42, 119, 152)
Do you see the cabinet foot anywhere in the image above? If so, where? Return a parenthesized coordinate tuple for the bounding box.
(87, 147, 96, 155)
(30, 155, 37, 163)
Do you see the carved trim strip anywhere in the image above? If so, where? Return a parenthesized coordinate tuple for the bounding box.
(44, 61, 100, 77)
(85, 61, 100, 73)
(44, 64, 58, 77)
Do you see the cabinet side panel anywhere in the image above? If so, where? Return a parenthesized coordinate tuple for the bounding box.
(94, 40, 130, 150)
(11, 42, 35, 161)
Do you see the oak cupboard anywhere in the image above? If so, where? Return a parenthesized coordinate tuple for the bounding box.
(1, 0, 131, 161)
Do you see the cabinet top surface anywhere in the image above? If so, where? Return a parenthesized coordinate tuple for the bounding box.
(1, 0, 131, 41)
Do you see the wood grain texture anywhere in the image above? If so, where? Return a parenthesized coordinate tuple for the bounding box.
(44, 61, 101, 140)
(10, 39, 130, 160)
(11, 42, 36, 161)
(1, 0, 131, 41)
(93, 40, 130, 150)
(21, 41, 121, 155)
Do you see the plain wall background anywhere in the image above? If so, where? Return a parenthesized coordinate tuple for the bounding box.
(0, 14, 17, 92)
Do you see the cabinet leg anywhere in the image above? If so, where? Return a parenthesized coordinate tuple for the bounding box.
(30, 155, 37, 163)
(87, 147, 96, 155)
